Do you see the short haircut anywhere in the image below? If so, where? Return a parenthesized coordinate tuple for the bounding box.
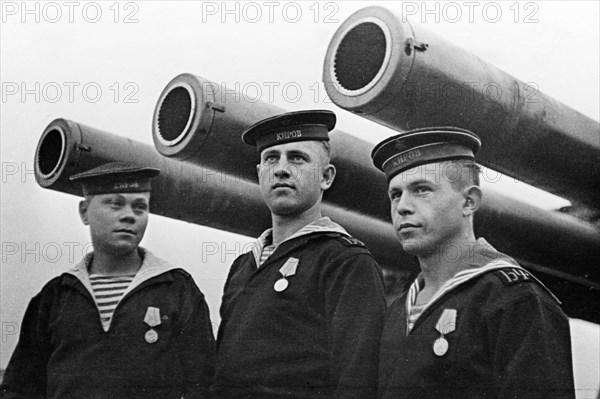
(320, 140, 332, 164)
(442, 159, 481, 191)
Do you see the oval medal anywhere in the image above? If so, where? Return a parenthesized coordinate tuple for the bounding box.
(145, 329, 158, 344)
(274, 278, 289, 292)
(433, 336, 448, 356)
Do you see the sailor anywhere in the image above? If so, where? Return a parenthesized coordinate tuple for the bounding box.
(213, 110, 387, 398)
(372, 127, 575, 398)
(1, 161, 215, 399)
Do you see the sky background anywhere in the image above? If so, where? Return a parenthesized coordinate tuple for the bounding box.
(1, 1, 599, 396)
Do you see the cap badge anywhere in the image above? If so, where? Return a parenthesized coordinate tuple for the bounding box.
(395, 141, 408, 151)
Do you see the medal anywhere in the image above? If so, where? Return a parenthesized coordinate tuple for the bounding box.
(274, 278, 289, 292)
(433, 309, 457, 357)
(274, 258, 299, 293)
(144, 307, 162, 344)
(145, 329, 158, 344)
(433, 336, 448, 356)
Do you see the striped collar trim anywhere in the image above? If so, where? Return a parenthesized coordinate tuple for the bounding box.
(406, 260, 561, 334)
(250, 217, 349, 266)
(405, 238, 562, 333)
(407, 259, 525, 315)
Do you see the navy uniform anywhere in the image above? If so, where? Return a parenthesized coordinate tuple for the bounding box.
(0, 163, 215, 399)
(371, 128, 575, 399)
(213, 111, 387, 398)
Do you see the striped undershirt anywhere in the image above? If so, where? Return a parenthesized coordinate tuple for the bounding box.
(259, 244, 278, 266)
(407, 303, 426, 332)
(256, 219, 341, 267)
(89, 274, 136, 331)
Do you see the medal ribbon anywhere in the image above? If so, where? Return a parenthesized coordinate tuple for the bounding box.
(435, 309, 456, 335)
(279, 258, 299, 278)
(144, 307, 161, 328)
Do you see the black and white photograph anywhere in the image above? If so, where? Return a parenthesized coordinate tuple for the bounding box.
(1, 1, 599, 397)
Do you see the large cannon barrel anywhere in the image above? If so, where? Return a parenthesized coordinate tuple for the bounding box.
(33, 118, 412, 272)
(151, 74, 600, 282)
(322, 6, 600, 210)
(35, 119, 267, 236)
(153, 73, 391, 222)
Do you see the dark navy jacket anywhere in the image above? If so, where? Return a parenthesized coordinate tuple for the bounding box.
(0, 248, 215, 399)
(378, 239, 575, 399)
(214, 220, 387, 398)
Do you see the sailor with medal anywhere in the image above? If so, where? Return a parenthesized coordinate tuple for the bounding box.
(372, 127, 575, 398)
(1, 162, 215, 399)
(213, 110, 387, 398)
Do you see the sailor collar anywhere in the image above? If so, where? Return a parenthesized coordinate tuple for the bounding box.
(405, 238, 560, 334)
(250, 217, 350, 267)
(65, 247, 180, 301)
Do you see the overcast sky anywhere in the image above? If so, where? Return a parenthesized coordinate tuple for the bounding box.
(1, 1, 599, 395)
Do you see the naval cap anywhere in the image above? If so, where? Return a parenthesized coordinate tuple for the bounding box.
(70, 161, 160, 196)
(371, 127, 481, 181)
(242, 110, 336, 152)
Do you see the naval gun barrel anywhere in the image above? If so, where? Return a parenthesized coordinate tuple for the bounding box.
(322, 6, 600, 211)
(151, 73, 600, 282)
(152, 73, 392, 222)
